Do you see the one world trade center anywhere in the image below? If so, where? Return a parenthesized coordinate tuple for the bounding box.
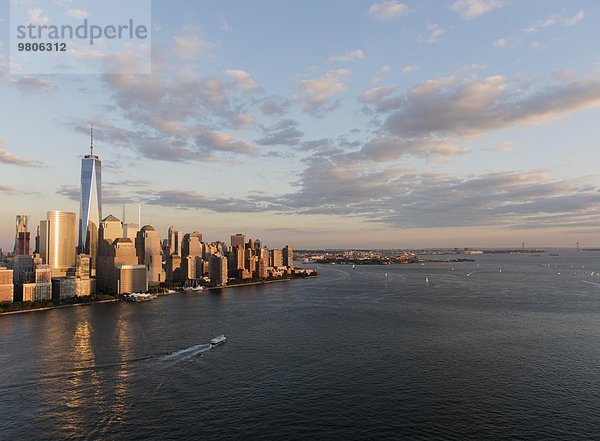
(80, 125, 102, 276)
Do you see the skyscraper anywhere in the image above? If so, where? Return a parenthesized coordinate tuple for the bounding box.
(39, 211, 77, 277)
(14, 215, 31, 256)
(80, 125, 102, 275)
(135, 225, 165, 286)
(231, 233, 246, 250)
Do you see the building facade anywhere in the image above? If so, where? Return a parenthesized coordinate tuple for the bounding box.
(80, 143, 102, 276)
(39, 211, 77, 277)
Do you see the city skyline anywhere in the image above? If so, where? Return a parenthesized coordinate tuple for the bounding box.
(1, 0, 600, 249)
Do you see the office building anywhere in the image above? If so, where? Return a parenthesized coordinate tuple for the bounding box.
(123, 223, 139, 241)
(166, 254, 182, 282)
(257, 256, 268, 280)
(52, 277, 95, 299)
(209, 254, 228, 287)
(0, 268, 14, 302)
(14, 215, 31, 255)
(270, 248, 283, 268)
(135, 225, 165, 286)
(231, 234, 246, 250)
(116, 264, 147, 294)
(97, 237, 143, 293)
(79, 128, 102, 276)
(182, 232, 203, 257)
(283, 245, 294, 268)
(39, 211, 77, 277)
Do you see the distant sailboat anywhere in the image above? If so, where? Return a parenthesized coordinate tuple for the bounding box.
(425, 277, 429, 284)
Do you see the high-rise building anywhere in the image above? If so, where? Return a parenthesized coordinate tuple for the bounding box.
(257, 256, 268, 280)
(209, 254, 228, 287)
(116, 264, 148, 294)
(0, 268, 14, 303)
(39, 211, 77, 277)
(14, 215, 31, 255)
(182, 232, 203, 257)
(123, 223, 139, 241)
(270, 249, 283, 268)
(79, 126, 102, 275)
(135, 225, 165, 286)
(166, 254, 182, 282)
(233, 246, 245, 271)
(100, 215, 122, 241)
(168, 226, 183, 255)
(283, 245, 294, 268)
(231, 234, 246, 250)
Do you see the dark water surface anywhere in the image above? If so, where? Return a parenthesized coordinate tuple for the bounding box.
(3, 251, 600, 440)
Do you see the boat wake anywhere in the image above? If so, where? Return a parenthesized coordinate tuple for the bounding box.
(160, 343, 212, 361)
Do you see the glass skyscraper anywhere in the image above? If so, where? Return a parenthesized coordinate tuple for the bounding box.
(80, 135, 102, 274)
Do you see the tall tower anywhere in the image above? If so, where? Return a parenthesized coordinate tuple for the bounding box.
(14, 215, 31, 255)
(80, 125, 102, 274)
(40, 211, 78, 277)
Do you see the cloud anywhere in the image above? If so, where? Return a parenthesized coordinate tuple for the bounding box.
(401, 65, 417, 74)
(0, 54, 55, 93)
(99, 70, 266, 160)
(356, 137, 468, 161)
(361, 75, 600, 139)
(360, 86, 395, 104)
(272, 156, 600, 229)
(425, 23, 445, 44)
(224, 69, 259, 91)
(197, 131, 256, 155)
(494, 38, 508, 48)
(257, 119, 304, 146)
(451, 0, 504, 20)
(498, 141, 513, 152)
(522, 15, 558, 33)
(258, 97, 291, 116)
(0, 141, 43, 167)
(65, 8, 89, 19)
(173, 35, 209, 60)
(0, 184, 17, 194)
(300, 68, 351, 115)
(369, 1, 408, 20)
(329, 49, 365, 62)
(564, 10, 584, 26)
(27, 8, 49, 25)
(227, 113, 256, 129)
(146, 190, 280, 213)
(57, 184, 136, 205)
(521, 10, 585, 34)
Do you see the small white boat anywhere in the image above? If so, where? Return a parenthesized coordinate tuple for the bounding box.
(126, 293, 154, 302)
(425, 277, 429, 284)
(211, 335, 226, 346)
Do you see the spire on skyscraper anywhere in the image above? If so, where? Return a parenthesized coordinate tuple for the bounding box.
(90, 123, 94, 156)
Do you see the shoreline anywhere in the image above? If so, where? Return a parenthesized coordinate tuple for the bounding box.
(0, 298, 119, 317)
(1, 276, 317, 316)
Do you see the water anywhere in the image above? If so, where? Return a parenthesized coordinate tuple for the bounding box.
(2, 251, 600, 440)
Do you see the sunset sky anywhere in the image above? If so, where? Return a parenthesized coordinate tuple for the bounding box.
(1, 0, 600, 249)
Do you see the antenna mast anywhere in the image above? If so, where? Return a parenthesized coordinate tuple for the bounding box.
(90, 123, 94, 156)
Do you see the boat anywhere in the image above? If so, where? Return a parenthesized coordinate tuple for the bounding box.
(210, 335, 226, 346)
(125, 293, 154, 302)
(184, 285, 204, 292)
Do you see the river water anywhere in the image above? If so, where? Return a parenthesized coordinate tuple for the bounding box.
(2, 251, 600, 439)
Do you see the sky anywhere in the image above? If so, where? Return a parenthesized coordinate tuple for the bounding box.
(1, 0, 600, 250)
